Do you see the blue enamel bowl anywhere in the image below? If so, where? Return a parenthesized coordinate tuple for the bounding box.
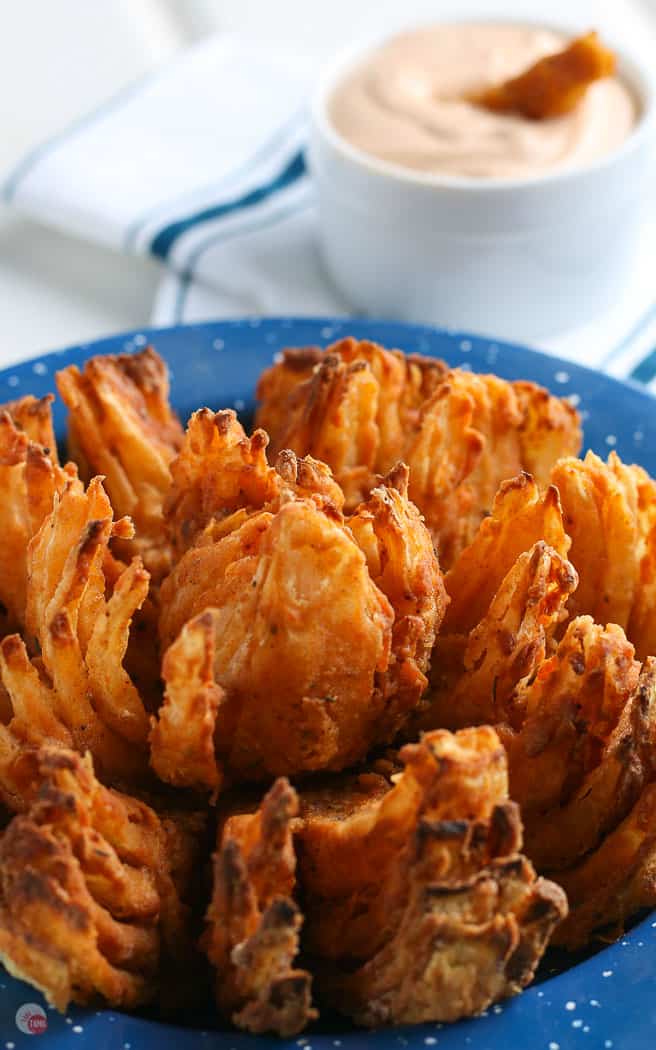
(1, 317, 654, 1050)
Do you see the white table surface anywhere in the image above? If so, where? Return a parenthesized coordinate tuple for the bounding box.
(2, 0, 656, 365)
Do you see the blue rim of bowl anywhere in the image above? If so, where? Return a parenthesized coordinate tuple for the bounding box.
(0, 315, 654, 1050)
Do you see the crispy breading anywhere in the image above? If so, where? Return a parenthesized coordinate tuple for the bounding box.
(258, 340, 459, 541)
(414, 374, 579, 565)
(2, 393, 59, 456)
(411, 457, 656, 949)
(265, 353, 380, 508)
(348, 463, 448, 736)
(275, 445, 346, 510)
(259, 339, 435, 502)
(631, 556, 656, 660)
(294, 728, 566, 1026)
(262, 341, 449, 508)
(445, 373, 526, 546)
(470, 31, 616, 119)
(555, 779, 656, 949)
(255, 346, 325, 440)
(165, 409, 282, 555)
(553, 451, 640, 627)
(0, 406, 74, 631)
(444, 472, 571, 636)
(0, 475, 151, 806)
(154, 497, 394, 783)
(256, 340, 580, 567)
(165, 408, 346, 559)
(508, 653, 656, 950)
(552, 450, 656, 659)
(203, 778, 315, 1036)
(0, 748, 200, 1011)
(155, 423, 444, 787)
(331, 340, 448, 476)
(56, 347, 183, 579)
(496, 626, 656, 948)
(257, 338, 448, 488)
(403, 371, 485, 569)
(415, 464, 656, 953)
(501, 619, 642, 860)
(150, 610, 225, 794)
(296, 728, 509, 961)
(513, 382, 582, 485)
(419, 542, 577, 732)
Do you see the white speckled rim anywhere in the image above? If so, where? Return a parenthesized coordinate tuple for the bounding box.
(311, 15, 656, 193)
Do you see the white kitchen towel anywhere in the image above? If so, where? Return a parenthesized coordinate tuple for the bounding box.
(4, 26, 656, 390)
(150, 214, 656, 392)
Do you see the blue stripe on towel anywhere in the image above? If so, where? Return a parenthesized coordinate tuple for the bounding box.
(598, 301, 656, 371)
(173, 192, 312, 321)
(150, 150, 306, 260)
(631, 348, 656, 385)
(124, 110, 305, 253)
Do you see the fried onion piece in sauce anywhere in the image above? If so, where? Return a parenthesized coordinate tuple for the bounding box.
(470, 32, 616, 119)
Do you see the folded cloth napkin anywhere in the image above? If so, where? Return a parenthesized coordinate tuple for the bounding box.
(4, 31, 656, 391)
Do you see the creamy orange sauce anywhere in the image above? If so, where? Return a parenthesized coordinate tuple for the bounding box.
(329, 23, 638, 179)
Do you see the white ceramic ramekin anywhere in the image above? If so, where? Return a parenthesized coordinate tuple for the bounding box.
(308, 23, 656, 342)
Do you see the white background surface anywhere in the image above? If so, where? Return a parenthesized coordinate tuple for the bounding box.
(1, 0, 655, 364)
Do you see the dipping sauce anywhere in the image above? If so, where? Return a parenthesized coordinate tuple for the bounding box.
(329, 23, 638, 179)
